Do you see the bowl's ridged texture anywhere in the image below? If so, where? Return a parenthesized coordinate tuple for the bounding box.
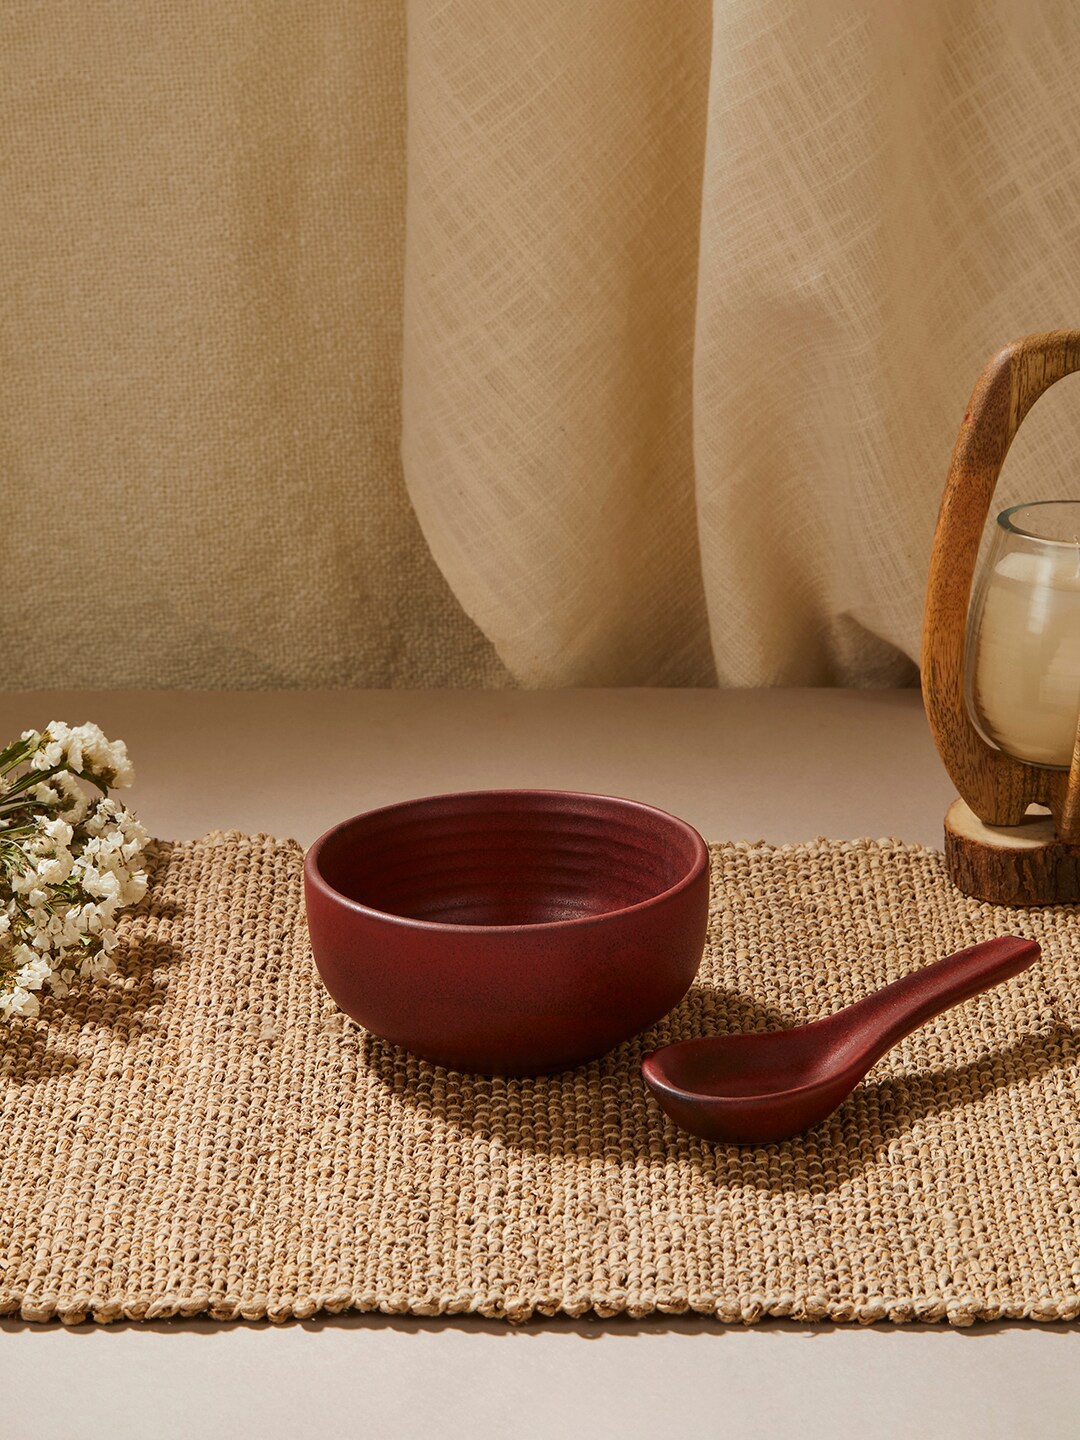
(304, 791, 709, 1075)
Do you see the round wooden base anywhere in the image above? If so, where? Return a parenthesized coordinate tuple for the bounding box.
(944, 798, 1080, 907)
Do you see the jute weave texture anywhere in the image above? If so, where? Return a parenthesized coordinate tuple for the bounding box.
(3, 832, 1078, 1326)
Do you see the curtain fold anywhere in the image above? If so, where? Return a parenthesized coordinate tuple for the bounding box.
(403, 0, 1080, 687)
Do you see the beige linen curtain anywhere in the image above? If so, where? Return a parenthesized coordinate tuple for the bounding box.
(5, 2, 1080, 689)
(2, 1, 506, 690)
(403, 0, 1080, 687)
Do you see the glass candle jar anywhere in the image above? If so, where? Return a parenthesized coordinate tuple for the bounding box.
(965, 500, 1080, 769)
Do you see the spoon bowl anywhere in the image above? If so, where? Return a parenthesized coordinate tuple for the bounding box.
(642, 935, 1040, 1144)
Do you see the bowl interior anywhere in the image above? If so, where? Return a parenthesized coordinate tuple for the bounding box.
(313, 791, 703, 927)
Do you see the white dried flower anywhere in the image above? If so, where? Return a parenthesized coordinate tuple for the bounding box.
(14, 953, 51, 992)
(43, 818, 73, 846)
(0, 987, 40, 1019)
(0, 722, 147, 1019)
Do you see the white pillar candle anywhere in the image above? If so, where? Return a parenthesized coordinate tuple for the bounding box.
(973, 548, 1080, 767)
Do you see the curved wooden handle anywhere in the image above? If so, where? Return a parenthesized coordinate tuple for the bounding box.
(922, 330, 1080, 836)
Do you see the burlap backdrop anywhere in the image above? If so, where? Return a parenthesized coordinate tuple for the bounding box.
(5, 2, 1080, 689)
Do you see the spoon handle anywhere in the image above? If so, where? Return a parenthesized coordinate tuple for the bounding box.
(842, 935, 1040, 1066)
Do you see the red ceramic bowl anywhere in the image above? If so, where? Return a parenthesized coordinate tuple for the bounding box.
(304, 789, 710, 1075)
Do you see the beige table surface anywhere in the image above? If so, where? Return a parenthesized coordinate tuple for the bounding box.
(1, 689, 1077, 1440)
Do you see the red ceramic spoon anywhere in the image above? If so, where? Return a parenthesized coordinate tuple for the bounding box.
(641, 935, 1040, 1145)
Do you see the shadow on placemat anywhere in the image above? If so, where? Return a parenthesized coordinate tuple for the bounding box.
(5, 892, 185, 1089)
(365, 1016, 1079, 1192)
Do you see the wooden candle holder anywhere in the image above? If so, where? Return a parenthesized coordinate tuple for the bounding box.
(922, 330, 1080, 907)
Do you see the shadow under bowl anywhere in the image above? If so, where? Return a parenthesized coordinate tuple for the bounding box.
(304, 789, 710, 1075)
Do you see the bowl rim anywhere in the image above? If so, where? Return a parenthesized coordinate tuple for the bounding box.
(304, 788, 709, 934)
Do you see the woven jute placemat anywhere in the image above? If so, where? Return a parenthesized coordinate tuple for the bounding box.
(2, 831, 1079, 1326)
